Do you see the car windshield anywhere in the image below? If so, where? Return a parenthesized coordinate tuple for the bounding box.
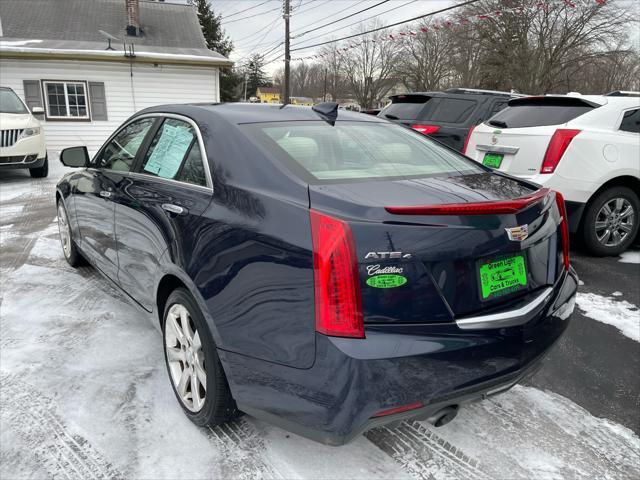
(242, 121, 484, 183)
(0, 89, 29, 114)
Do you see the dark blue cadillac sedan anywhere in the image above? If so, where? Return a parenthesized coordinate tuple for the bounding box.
(56, 102, 578, 445)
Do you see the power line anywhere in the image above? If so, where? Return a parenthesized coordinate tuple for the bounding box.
(222, 0, 275, 19)
(291, 0, 420, 46)
(290, 0, 482, 52)
(233, 9, 284, 43)
(291, 0, 368, 34)
(223, 5, 282, 25)
(235, 16, 282, 63)
(292, 0, 389, 39)
(295, 0, 334, 15)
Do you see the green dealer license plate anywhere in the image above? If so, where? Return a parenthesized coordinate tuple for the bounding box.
(478, 254, 527, 300)
(483, 153, 503, 168)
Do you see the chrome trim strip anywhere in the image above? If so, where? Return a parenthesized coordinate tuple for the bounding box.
(89, 112, 213, 193)
(456, 287, 554, 330)
(476, 144, 520, 154)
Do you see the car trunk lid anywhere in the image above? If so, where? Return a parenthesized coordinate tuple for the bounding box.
(309, 173, 564, 324)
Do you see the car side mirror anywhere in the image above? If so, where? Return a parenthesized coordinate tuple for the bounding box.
(31, 106, 44, 115)
(60, 146, 90, 168)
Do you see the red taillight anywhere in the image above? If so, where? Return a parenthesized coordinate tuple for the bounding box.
(385, 188, 550, 216)
(372, 401, 424, 418)
(541, 129, 580, 174)
(462, 125, 476, 155)
(310, 210, 364, 339)
(555, 191, 570, 270)
(411, 124, 440, 135)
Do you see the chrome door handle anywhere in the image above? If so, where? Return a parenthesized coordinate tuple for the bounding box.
(162, 203, 185, 215)
(99, 190, 112, 198)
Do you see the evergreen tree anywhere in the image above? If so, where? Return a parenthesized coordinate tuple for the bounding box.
(243, 54, 270, 98)
(189, 0, 238, 101)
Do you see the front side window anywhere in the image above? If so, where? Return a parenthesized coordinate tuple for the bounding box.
(0, 88, 29, 114)
(619, 109, 640, 134)
(243, 121, 483, 183)
(94, 118, 156, 172)
(43, 81, 89, 119)
(140, 118, 207, 187)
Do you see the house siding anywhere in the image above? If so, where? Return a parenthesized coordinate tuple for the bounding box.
(0, 58, 219, 156)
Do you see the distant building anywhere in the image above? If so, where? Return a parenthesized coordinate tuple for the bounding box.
(290, 96, 314, 106)
(256, 87, 281, 104)
(0, 0, 232, 155)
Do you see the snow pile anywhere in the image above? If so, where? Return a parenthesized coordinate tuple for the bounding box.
(576, 292, 640, 342)
(619, 250, 640, 264)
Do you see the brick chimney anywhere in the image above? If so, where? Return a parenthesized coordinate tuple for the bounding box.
(125, 0, 140, 36)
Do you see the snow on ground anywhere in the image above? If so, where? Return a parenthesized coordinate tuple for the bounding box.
(619, 250, 640, 264)
(1, 162, 639, 479)
(576, 292, 640, 342)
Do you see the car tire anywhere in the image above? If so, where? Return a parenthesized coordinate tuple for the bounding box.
(162, 287, 237, 427)
(581, 186, 639, 256)
(57, 200, 84, 267)
(29, 155, 48, 178)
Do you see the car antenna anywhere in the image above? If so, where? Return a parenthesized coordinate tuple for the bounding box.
(312, 102, 339, 125)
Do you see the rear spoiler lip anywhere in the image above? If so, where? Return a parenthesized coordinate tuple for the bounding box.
(507, 96, 602, 108)
(384, 188, 551, 216)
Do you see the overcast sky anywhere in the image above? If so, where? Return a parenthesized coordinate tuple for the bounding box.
(201, 0, 639, 75)
(210, 0, 455, 73)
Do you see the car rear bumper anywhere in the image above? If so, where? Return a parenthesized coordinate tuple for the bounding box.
(220, 267, 578, 445)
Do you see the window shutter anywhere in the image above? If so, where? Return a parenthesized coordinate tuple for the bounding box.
(23, 80, 43, 110)
(88, 82, 108, 121)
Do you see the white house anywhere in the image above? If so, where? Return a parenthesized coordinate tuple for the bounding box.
(0, 0, 232, 156)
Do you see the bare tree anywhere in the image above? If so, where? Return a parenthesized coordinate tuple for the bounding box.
(397, 19, 456, 91)
(319, 41, 349, 102)
(341, 22, 401, 108)
(459, 0, 636, 93)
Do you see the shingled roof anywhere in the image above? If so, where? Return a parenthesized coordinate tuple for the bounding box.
(0, 0, 232, 66)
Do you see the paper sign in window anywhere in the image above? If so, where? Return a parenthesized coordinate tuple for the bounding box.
(144, 124, 194, 179)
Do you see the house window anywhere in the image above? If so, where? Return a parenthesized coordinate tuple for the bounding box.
(43, 81, 89, 120)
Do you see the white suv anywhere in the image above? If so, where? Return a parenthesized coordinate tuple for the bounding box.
(0, 86, 48, 178)
(464, 94, 640, 256)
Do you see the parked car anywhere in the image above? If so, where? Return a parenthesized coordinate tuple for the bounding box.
(378, 88, 524, 151)
(0, 86, 48, 177)
(464, 94, 640, 256)
(55, 102, 577, 445)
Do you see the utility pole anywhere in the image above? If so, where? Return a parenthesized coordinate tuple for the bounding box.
(243, 72, 248, 102)
(323, 68, 327, 102)
(283, 0, 290, 105)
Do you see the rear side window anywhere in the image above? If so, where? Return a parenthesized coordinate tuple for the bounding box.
(489, 100, 509, 117)
(487, 98, 595, 128)
(619, 109, 640, 133)
(380, 95, 430, 120)
(140, 118, 207, 187)
(242, 121, 483, 183)
(422, 98, 477, 124)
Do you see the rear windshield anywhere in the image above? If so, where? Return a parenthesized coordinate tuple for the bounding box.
(487, 98, 595, 128)
(423, 97, 477, 123)
(241, 121, 483, 183)
(379, 95, 430, 120)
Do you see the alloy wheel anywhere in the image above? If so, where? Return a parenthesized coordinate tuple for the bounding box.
(594, 197, 635, 247)
(164, 303, 207, 412)
(57, 203, 71, 259)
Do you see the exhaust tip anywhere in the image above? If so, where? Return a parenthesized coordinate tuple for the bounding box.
(427, 406, 458, 427)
